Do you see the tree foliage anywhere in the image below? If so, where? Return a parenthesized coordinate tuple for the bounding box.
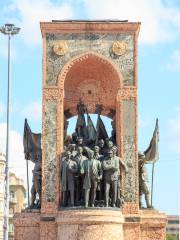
(166, 234, 179, 240)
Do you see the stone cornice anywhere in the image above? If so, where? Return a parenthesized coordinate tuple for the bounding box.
(40, 21, 141, 37)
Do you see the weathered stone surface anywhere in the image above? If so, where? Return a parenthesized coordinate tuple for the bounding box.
(123, 100, 137, 202)
(13, 209, 166, 240)
(13, 212, 40, 240)
(57, 209, 124, 240)
(46, 33, 134, 86)
(44, 100, 57, 202)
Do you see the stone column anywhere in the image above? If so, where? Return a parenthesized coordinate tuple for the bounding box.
(117, 88, 139, 214)
(41, 88, 64, 213)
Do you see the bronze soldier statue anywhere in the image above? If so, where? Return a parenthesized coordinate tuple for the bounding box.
(94, 145, 103, 201)
(77, 137, 84, 147)
(94, 146, 103, 161)
(106, 140, 114, 151)
(23, 119, 42, 209)
(76, 100, 88, 139)
(74, 146, 87, 203)
(102, 149, 119, 207)
(61, 150, 78, 207)
(112, 146, 127, 207)
(69, 144, 77, 158)
(81, 150, 102, 208)
(30, 151, 42, 208)
(138, 152, 151, 208)
(98, 139, 106, 156)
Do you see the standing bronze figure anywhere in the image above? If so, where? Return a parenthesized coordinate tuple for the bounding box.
(76, 100, 88, 139)
(138, 152, 151, 208)
(112, 146, 127, 207)
(61, 150, 78, 207)
(74, 146, 86, 203)
(30, 151, 42, 208)
(81, 150, 102, 207)
(23, 119, 42, 209)
(102, 149, 119, 207)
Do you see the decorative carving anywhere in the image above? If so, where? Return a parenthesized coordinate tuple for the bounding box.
(112, 41, 127, 56)
(44, 100, 57, 202)
(53, 40, 68, 56)
(43, 88, 63, 100)
(46, 33, 134, 86)
(123, 136, 136, 202)
(117, 87, 137, 100)
(122, 100, 137, 204)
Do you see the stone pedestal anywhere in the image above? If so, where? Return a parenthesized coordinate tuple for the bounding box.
(57, 209, 124, 240)
(13, 209, 166, 240)
(13, 211, 40, 240)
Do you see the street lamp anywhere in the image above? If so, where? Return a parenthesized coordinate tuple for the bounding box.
(0, 23, 20, 240)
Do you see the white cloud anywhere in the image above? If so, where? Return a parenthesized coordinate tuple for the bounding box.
(175, 107, 180, 112)
(84, 0, 180, 44)
(2, 0, 180, 46)
(0, 122, 33, 191)
(21, 100, 42, 121)
(167, 50, 180, 71)
(168, 115, 180, 153)
(3, 0, 74, 46)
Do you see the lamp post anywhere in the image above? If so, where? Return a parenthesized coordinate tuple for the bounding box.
(0, 23, 20, 240)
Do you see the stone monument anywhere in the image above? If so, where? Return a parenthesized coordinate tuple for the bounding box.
(13, 20, 167, 240)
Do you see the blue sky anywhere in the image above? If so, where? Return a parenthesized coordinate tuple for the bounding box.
(0, 0, 180, 214)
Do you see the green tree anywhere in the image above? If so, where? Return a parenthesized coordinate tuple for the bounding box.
(166, 234, 178, 240)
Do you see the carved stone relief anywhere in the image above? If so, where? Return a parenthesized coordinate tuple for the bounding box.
(46, 33, 134, 86)
(44, 100, 57, 202)
(123, 100, 136, 202)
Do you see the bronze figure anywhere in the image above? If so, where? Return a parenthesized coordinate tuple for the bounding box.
(102, 149, 119, 207)
(81, 150, 102, 207)
(138, 152, 151, 208)
(61, 150, 78, 207)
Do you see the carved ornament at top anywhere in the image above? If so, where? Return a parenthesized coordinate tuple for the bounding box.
(112, 41, 127, 56)
(53, 41, 68, 56)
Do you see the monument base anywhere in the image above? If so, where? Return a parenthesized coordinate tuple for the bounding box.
(57, 209, 124, 240)
(13, 209, 166, 240)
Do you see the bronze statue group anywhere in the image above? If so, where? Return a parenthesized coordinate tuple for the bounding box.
(61, 138, 127, 208)
(23, 101, 156, 209)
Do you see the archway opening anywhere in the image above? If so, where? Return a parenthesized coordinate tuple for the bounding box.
(60, 52, 123, 117)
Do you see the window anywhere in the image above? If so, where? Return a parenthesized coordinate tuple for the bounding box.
(9, 223, 14, 233)
(10, 191, 15, 199)
(9, 208, 14, 214)
(169, 220, 179, 224)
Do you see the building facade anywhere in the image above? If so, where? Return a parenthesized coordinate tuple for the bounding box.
(0, 151, 26, 240)
(166, 215, 179, 238)
(0, 153, 5, 240)
(9, 173, 26, 240)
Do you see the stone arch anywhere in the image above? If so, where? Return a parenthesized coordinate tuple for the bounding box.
(58, 51, 123, 117)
